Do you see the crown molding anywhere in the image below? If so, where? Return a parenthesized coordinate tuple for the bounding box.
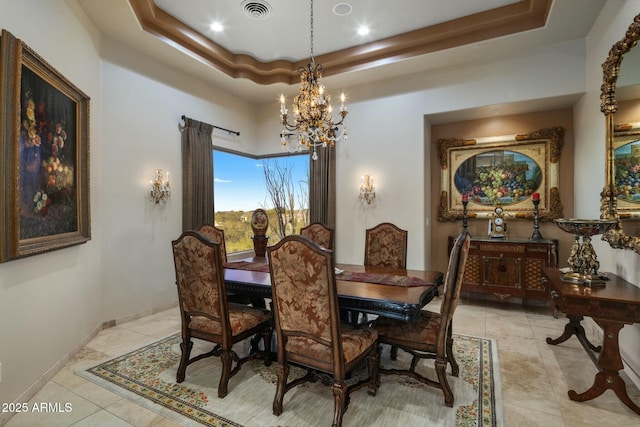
(128, 0, 551, 86)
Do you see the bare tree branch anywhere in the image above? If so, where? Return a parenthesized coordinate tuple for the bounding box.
(262, 159, 299, 239)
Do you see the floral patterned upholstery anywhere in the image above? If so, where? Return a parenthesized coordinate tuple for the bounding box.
(171, 231, 272, 398)
(364, 222, 408, 269)
(197, 224, 256, 306)
(196, 224, 227, 263)
(189, 303, 271, 336)
(300, 222, 334, 250)
(373, 230, 470, 408)
(267, 235, 380, 427)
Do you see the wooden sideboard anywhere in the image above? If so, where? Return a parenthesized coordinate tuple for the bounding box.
(449, 236, 557, 301)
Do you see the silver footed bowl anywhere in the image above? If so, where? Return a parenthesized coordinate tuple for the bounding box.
(554, 218, 618, 236)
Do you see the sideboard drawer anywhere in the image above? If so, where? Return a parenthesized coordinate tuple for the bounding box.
(449, 236, 557, 302)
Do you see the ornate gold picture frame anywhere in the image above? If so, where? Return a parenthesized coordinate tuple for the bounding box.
(0, 29, 91, 262)
(437, 127, 564, 222)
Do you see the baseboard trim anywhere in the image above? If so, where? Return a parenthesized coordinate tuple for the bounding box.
(0, 322, 103, 426)
(113, 301, 178, 326)
(0, 301, 179, 426)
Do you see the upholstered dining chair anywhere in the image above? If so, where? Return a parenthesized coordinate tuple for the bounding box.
(364, 222, 408, 269)
(267, 235, 380, 427)
(196, 223, 260, 306)
(372, 230, 471, 407)
(346, 222, 408, 324)
(196, 224, 228, 263)
(300, 222, 334, 250)
(171, 231, 272, 398)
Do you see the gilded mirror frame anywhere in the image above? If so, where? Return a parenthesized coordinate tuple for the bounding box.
(600, 13, 640, 254)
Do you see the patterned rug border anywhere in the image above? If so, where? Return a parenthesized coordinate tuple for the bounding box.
(76, 333, 503, 427)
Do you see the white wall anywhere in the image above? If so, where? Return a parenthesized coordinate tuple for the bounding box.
(576, 0, 640, 384)
(0, 0, 103, 411)
(98, 39, 258, 322)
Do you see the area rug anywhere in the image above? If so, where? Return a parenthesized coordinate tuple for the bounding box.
(77, 333, 503, 427)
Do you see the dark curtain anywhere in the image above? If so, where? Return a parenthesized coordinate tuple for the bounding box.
(309, 147, 336, 228)
(181, 116, 214, 231)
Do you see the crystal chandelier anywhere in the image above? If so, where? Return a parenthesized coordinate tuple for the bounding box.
(279, 0, 348, 160)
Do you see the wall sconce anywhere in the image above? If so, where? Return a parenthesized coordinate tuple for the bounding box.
(150, 169, 170, 204)
(359, 175, 376, 204)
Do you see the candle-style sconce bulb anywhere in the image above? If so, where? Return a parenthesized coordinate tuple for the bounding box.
(359, 174, 376, 205)
(150, 169, 171, 205)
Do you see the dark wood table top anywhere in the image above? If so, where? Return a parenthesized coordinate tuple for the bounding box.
(542, 267, 640, 307)
(224, 257, 444, 322)
(543, 267, 640, 325)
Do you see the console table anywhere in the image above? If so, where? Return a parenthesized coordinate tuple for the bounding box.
(449, 236, 557, 301)
(542, 267, 640, 415)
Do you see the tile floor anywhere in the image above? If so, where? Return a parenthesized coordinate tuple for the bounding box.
(5, 297, 640, 427)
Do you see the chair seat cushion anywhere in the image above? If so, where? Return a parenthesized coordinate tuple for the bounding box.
(286, 324, 378, 365)
(373, 310, 440, 351)
(189, 303, 271, 336)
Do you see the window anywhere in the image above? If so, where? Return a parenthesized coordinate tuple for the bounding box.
(213, 149, 309, 253)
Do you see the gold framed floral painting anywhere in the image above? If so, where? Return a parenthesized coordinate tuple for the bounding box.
(0, 29, 90, 262)
(612, 123, 640, 219)
(437, 127, 564, 222)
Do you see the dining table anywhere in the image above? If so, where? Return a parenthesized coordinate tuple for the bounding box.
(224, 257, 444, 322)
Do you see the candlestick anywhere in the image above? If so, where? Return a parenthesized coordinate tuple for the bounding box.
(531, 197, 543, 240)
(462, 197, 469, 232)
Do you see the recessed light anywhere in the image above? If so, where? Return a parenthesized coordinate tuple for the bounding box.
(357, 25, 370, 36)
(210, 22, 224, 32)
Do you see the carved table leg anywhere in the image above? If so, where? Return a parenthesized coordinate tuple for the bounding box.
(546, 315, 602, 353)
(568, 320, 640, 416)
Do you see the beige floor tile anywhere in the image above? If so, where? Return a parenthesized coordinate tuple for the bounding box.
(5, 382, 100, 427)
(117, 309, 181, 338)
(70, 409, 134, 427)
(493, 334, 544, 357)
(87, 328, 158, 357)
(503, 403, 567, 427)
(151, 417, 187, 427)
(104, 399, 170, 427)
(51, 367, 91, 390)
(499, 350, 563, 417)
(68, 380, 123, 408)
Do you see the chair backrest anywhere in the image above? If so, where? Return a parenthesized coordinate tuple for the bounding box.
(172, 231, 230, 338)
(196, 224, 228, 263)
(267, 235, 342, 362)
(437, 230, 471, 344)
(300, 222, 334, 250)
(364, 222, 408, 269)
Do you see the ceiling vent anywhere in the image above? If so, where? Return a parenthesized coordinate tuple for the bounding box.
(333, 3, 352, 16)
(241, 0, 271, 20)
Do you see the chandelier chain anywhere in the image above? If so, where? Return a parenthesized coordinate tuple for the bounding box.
(309, 0, 314, 61)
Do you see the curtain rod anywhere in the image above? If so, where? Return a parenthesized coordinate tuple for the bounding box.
(181, 115, 240, 136)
